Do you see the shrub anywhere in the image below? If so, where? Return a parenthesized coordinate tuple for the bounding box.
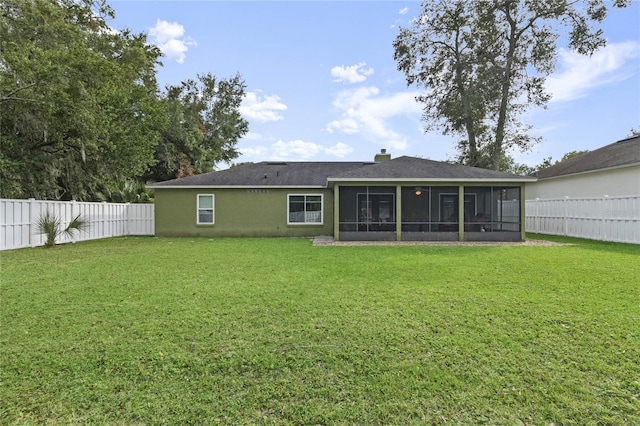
(35, 211, 88, 248)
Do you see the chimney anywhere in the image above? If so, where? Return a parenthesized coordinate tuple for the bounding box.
(374, 148, 391, 162)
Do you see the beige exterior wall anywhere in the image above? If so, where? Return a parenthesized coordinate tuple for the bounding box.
(526, 165, 640, 199)
(154, 187, 334, 237)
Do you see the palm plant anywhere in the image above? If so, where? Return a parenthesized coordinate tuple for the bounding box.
(96, 179, 154, 203)
(35, 211, 88, 248)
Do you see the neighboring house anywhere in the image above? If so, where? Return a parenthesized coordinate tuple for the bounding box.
(526, 135, 640, 199)
(148, 151, 535, 241)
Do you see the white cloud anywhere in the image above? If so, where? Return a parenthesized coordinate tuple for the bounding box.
(325, 86, 422, 151)
(148, 19, 196, 64)
(240, 92, 287, 123)
(546, 41, 640, 102)
(240, 146, 269, 157)
(273, 140, 323, 159)
(331, 62, 374, 84)
(324, 142, 354, 157)
(240, 140, 355, 161)
(399, 7, 408, 15)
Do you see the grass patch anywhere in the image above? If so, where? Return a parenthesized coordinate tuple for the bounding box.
(2, 236, 639, 424)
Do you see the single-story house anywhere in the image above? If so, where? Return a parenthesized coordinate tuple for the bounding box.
(148, 151, 536, 241)
(526, 135, 640, 199)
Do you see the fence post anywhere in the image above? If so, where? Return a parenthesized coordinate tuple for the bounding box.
(602, 195, 608, 242)
(564, 196, 569, 236)
(71, 200, 77, 244)
(125, 203, 131, 236)
(29, 198, 36, 247)
(535, 198, 539, 234)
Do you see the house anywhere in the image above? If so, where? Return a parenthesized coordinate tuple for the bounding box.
(526, 135, 640, 199)
(148, 151, 536, 241)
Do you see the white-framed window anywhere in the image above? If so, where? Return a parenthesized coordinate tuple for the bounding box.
(288, 194, 323, 225)
(197, 194, 215, 225)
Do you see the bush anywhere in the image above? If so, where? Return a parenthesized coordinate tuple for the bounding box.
(35, 211, 88, 248)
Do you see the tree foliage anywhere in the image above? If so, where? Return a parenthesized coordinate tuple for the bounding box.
(0, 0, 165, 200)
(96, 179, 154, 203)
(394, 0, 628, 171)
(145, 73, 248, 182)
(508, 149, 590, 175)
(1, 0, 249, 201)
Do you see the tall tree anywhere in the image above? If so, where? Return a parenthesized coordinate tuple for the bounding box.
(394, 0, 629, 170)
(0, 0, 164, 200)
(145, 73, 249, 182)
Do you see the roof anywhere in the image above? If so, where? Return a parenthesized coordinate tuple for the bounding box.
(147, 161, 372, 188)
(147, 156, 535, 189)
(536, 135, 640, 179)
(329, 156, 534, 182)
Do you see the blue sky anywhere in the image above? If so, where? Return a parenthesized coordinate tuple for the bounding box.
(110, 1, 640, 168)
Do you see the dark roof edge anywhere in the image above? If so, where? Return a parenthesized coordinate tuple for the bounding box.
(146, 184, 327, 189)
(614, 135, 639, 144)
(328, 177, 536, 182)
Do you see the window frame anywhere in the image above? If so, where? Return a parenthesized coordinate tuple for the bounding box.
(197, 194, 215, 225)
(287, 193, 323, 225)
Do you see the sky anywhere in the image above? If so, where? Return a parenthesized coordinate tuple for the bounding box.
(110, 1, 640, 168)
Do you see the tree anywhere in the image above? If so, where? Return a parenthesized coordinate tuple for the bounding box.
(507, 149, 588, 175)
(0, 0, 165, 200)
(394, 0, 629, 171)
(557, 150, 589, 163)
(145, 73, 249, 182)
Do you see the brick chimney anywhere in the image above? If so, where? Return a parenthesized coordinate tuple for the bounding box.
(374, 149, 391, 162)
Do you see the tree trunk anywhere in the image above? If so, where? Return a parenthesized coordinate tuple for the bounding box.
(492, 2, 518, 171)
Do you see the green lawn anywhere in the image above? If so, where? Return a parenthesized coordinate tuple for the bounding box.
(1, 236, 639, 425)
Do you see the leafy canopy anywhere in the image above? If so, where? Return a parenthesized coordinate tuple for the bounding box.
(1, 0, 249, 201)
(394, 0, 629, 171)
(145, 73, 249, 182)
(0, 0, 165, 200)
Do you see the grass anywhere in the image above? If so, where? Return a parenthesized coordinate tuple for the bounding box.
(1, 236, 639, 425)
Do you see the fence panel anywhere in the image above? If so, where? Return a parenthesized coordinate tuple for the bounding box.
(526, 195, 640, 244)
(127, 204, 155, 235)
(0, 199, 155, 250)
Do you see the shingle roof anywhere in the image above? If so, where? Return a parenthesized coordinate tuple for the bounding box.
(329, 156, 533, 181)
(536, 136, 640, 179)
(148, 156, 534, 188)
(148, 161, 372, 187)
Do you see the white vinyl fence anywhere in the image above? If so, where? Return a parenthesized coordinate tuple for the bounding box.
(526, 195, 640, 244)
(0, 199, 154, 250)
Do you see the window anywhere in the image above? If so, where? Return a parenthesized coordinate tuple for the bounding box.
(197, 194, 214, 224)
(288, 194, 323, 224)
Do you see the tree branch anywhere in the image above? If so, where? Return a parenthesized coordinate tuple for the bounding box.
(0, 82, 37, 102)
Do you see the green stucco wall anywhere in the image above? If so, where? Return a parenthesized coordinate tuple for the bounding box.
(154, 188, 334, 237)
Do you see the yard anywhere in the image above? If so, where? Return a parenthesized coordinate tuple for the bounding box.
(1, 236, 639, 424)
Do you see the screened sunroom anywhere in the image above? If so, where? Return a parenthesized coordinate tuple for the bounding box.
(335, 184, 524, 242)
